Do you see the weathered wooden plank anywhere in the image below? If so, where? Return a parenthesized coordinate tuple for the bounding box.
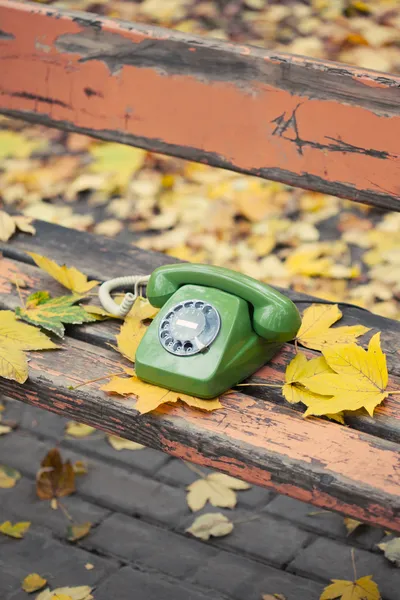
(1, 1, 400, 210)
(1, 253, 400, 445)
(0, 333, 399, 532)
(3, 221, 400, 375)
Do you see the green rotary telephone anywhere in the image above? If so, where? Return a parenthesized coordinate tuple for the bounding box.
(116, 264, 301, 398)
(100, 264, 300, 398)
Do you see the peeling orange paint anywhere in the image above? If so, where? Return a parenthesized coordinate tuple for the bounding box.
(0, 1, 399, 209)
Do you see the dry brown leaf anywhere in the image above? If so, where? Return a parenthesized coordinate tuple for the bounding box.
(36, 448, 75, 500)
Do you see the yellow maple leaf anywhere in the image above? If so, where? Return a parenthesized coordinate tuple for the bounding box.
(296, 304, 369, 351)
(0, 310, 56, 351)
(0, 520, 30, 538)
(320, 575, 381, 600)
(116, 297, 159, 362)
(282, 352, 333, 404)
(300, 333, 390, 417)
(27, 252, 99, 294)
(102, 373, 222, 414)
(187, 473, 250, 511)
(22, 573, 47, 593)
(0, 342, 28, 383)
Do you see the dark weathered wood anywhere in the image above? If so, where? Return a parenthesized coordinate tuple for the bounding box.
(3, 221, 399, 376)
(1, 247, 400, 446)
(1, 0, 400, 210)
(0, 331, 399, 533)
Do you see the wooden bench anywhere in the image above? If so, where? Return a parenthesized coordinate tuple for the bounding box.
(1, 0, 400, 533)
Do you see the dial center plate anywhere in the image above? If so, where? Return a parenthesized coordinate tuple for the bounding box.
(159, 299, 220, 356)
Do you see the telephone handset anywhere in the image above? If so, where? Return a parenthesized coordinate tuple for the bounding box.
(135, 264, 301, 399)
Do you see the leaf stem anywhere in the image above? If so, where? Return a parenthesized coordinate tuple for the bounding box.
(183, 460, 207, 479)
(15, 280, 25, 309)
(388, 391, 400, 395)
(68, 371, 128, 391)
(351, 548, 357, 581)
(57, 500, 74, 522)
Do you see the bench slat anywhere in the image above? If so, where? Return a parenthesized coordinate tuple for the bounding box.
(0, 331, 399, 532)
(3, 221, 399, 377)
(1, 250, 400, 445)
(1, 0, 400, 210)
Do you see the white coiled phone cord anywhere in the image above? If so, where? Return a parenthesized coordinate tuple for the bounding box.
(98, 275, 151, 317)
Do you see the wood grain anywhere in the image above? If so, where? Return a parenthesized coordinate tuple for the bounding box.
(3, 221, 399, 374)
(0, 331, 399, 532)
(1, 1, 400, 210)
(1, 251, 400, 446)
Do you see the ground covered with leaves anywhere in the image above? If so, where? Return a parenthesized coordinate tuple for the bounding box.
(0, 0, 399, 321)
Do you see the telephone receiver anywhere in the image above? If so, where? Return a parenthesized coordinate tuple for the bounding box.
(135, 264, 301, 399)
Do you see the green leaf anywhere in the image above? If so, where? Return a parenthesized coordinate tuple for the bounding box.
(16, 294, 96, 337)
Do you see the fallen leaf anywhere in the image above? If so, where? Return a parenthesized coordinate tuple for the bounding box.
(85, 563, 94, 570)
(73, 460, 88, 476)
(27, 252, 99, 294)
(186, 512, 233, 541)
(102, 373, 222, 414)
(0, 520, 30, 538)
(0, 464, 21, 488)
(187, 472, 250, 511)
(116, 297, 159, 362)
(22, 573, 47, 592)
(36, 448, 75, 500)
(89, 143, 146, 193)
(0, 211, 16, 241)
(65, 422, 96, 438)
(320, 575, 381, 600)
(282, 352, 334, 405)
(344, 518, 363, 535)
(0, 131, 44, 159)
(0, 423, 12, 435)
(262, 595, 287, 600)
(0, 310, 56, 351)
(36, 586, 93, 600)
(0, 342, 28, 383)
(296, 304, 369, 351)
(83, 305, 121, 320)
(378, 538, 400, 567)
(107, 435, 145, 451)
(67, 521, 92, 542)
(13, 216, 36, 235)
(16, 292, 96, 337)
(301, 333, 390, 417)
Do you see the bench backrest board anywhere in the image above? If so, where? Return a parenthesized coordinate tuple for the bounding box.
(0, 0, 399, 212)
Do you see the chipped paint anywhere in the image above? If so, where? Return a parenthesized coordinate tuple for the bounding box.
(0, 1, 399, 210)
